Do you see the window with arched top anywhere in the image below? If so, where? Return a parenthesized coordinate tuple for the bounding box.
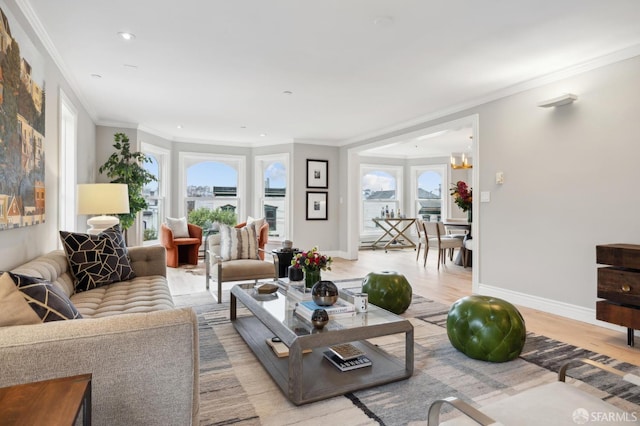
(412, 165, 446, 222)
(141, 143, 169, 243)
(179, 153, 246, 229)
(255, 153, 289, 241)
(360, 165, 403, 236)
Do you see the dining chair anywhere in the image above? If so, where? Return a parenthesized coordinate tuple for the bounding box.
(443, 218, 469, 238)
(463, 237, 474, 268)
(423, 221, 463, 269)
(415, 218, 427, 262)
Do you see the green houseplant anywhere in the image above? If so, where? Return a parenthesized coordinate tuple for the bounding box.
(187, 207, 236, 230)
(98, 133, 156, 237)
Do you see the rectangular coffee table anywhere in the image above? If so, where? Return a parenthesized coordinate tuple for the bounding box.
(230, 279, 413, 405)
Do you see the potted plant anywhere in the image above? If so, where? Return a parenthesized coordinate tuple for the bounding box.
(98, 133, 156, 240)
(291, 247, 333, 288)
(450, 180, 473, 222)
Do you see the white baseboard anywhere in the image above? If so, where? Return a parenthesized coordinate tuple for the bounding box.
(477, 282, 639, 338)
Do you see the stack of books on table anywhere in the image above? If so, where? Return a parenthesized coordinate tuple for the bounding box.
(323, 343, 372, 372)
(294, 299, 355, 322)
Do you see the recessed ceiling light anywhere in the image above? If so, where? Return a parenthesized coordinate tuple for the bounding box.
(176, 125, 183, 129)
(118, 32, 136, 41)
(373, 16, 394, 26)
(90, 73, 102, 79)
(260, 133, 267, 137)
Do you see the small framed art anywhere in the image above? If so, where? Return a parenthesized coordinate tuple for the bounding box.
(306, 191, 328, 220)
(306, 159, 328, 189)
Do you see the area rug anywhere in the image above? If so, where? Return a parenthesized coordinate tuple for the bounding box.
(174, 291, 640, 425)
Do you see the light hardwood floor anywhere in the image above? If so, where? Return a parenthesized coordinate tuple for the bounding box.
(168, 246, 640, 365)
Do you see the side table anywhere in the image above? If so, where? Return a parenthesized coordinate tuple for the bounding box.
(0, 373, 92, 425)
(272, 249, 299, 278)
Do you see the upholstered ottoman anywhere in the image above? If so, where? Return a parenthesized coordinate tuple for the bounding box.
(446, 295, 526, 362)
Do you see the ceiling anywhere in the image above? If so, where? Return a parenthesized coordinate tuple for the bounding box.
(20, 0, 640, 155)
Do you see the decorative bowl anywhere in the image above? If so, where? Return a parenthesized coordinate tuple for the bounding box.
(311, 309, 329, 329)
(311, 280, 339, 306)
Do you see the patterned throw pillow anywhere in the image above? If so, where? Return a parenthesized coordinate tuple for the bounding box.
(1, 272, 82, 323)
(0, 272, 41, 326)
(99, 225, 136, 282)
(59, 226, 135, 292)
(219, 223, 259, 261)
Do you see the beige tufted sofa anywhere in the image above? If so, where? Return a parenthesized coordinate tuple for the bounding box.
(0, 246, 199, 426)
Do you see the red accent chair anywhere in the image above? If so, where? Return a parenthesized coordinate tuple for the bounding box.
(160, 223, 203, 268)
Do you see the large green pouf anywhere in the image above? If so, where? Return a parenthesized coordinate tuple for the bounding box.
(446, 295, 526, 362)
(362, 271, 412, 314)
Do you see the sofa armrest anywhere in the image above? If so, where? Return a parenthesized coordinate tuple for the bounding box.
(128, 245, 167, 277)
(0, 307, 199, 425)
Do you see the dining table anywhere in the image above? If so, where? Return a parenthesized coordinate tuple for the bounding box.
(371, 217, 417, 252)
(442, 220, 472, 266)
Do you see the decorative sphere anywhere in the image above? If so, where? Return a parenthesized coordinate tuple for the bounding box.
(362, 271, 412, 314)
(311, 280, 339, 306)
(446, 295, 526, 362)
(311, 309, 329, 329)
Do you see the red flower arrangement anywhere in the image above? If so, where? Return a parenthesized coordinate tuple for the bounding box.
(291, 247, 333, 272)
(450, 181, 472, 212)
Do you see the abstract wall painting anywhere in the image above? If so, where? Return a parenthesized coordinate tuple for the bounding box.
(0, 3, 46, 231)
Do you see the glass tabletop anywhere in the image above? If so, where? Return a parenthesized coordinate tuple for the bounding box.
(233, 279, 407, 337)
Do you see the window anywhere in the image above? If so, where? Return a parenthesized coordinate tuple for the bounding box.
(141, 143, 169, 243)
(59, 90, 77, 233)
(360, 165, 403, 236)
(255, 154, 289, 240)
(179, 153, 246, 227)
(412, 165, 446, 221)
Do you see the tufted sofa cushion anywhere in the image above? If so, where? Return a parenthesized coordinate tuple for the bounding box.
(10, 246, 172, 319)
(71, 276, 174, 317)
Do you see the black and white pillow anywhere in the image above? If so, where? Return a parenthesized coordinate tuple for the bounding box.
(219, 223, 259, 261)
(1, 272, 82, 323)
(59, 225, 135, 292)
(99, 225, 136, 282)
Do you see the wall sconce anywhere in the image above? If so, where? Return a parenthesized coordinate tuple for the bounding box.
(537, 93, 578, 108)
(451, 152, 472, 169)
(77, 183, 130, 234)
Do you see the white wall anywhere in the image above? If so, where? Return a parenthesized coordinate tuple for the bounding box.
(0, 1, 96, 270)
(342, 54, 640, 329)
(476, 55, 640, 313)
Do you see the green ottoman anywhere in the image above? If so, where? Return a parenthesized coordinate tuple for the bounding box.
(446, 295, 526, 362)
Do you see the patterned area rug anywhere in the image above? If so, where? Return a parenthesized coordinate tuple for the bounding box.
(174, 291, 640, 425)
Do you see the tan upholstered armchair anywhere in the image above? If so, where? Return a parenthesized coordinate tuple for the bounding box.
(205, 222, 277, 303)
(160, 223, 203, 268)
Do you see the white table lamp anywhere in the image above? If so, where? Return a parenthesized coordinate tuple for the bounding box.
(77, 183, 130, 235)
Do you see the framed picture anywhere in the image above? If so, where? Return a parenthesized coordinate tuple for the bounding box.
(306, 159, 328, 189)
(306, 191, 328, 220)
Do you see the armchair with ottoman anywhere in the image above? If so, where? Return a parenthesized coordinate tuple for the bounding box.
(0, 232, 199, 425)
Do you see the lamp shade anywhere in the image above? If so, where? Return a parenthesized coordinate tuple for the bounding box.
(77, 183, 130, 215)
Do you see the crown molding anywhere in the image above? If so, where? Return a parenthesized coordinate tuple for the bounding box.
(16, 0, 98, 121)
(343, 44, 640, 147)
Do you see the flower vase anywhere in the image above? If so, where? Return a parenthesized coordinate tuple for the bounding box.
(467, 209, 472, 223)
(305, 269, 321, 289)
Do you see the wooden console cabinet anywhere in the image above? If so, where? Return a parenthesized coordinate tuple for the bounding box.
(596, 243, 640, 346)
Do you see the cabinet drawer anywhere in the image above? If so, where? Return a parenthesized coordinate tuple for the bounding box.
(596, 244, 640, 269)
(596, 300, 640, 329)
(597, 267, 640, 305)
